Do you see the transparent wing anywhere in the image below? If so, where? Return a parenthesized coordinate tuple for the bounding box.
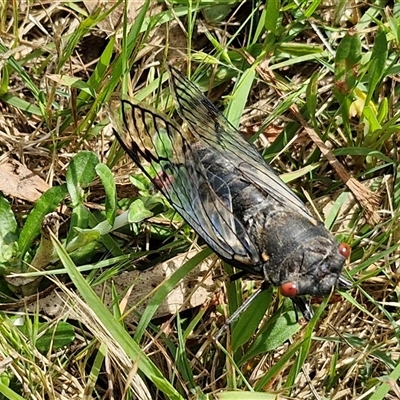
(113, 100, 260, 266)
(167, 64, 314, 222)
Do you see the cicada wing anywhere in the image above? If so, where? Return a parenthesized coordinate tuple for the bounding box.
(113, 100, 260, 265)
(167, 64, 314, 222)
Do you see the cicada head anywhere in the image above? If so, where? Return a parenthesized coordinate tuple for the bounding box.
(276, 236, 351, 298)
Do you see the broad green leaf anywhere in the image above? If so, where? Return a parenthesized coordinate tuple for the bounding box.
(19, 321, 75, 353)
(335, 31, 362, 94)
(238, 300, 300, 365)
(96, 163, 117, 226)
(128, 199, 154, 223)
(265, 0, 280, 34)
(47, 74, 96, 97)
(66, 227, 101, 254)
(66, 151, 99, 206)
(365, 29, 387, 107)
(231, 288, 272, 353)
(130, 174, 150, 192)
(224, 67, 255, 128)
(0, 195, 18, 265)
(18, 185, 68, 257)
(67, 204, 91, 243)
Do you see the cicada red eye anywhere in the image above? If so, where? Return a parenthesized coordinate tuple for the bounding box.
(280, 282, 298, 297)
(338, 243, 351, 259)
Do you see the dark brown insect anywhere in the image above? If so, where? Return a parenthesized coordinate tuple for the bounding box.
(113, 64, 352, 320)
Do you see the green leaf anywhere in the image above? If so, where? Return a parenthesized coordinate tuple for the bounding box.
(0, 41, 44, 116)
(95, 163, 117, 226)
(377, 97, 388, 124)
(153, 128, 174, 159)
(369, 359, 400, 400)
(130, 175, 150, 192)
(67, 204, 91, 243)
(128, 199, 154, 223)
(231, 288, 272, 353)
(0, 195, 18, 265)
(66, 151, 99, 206)
(0, 93, 43, 116)
(238, 300, 300, 365)
(0, 64, 9, 95)
(265, 0, 280, 34)
(254, 338, 304, 391)
(365, 29, 387, 107)
(0, 380, 26, 400)
(277, 42, 323, 56)
(57, 5, 118, 71)
(335, 31, 362, 94)
(280, 163, 320, 183)
(224, 67, 255, 128)
(66, 227, 101, 254)
(19, 321, 75, 353)
(306, 71, 319, 130)
(203, 4, 233, 23)
(332, 146, 394, 164)
(18, 185, 68, 257)
(47, 74, 96, 97)
(85, 36, 115, 96)
(363, 105, 382, 135)
(285, 298, 330, 389)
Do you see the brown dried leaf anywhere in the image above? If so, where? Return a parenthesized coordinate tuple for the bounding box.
(0, 159, 49, 202)
(263, 124, 284, 143)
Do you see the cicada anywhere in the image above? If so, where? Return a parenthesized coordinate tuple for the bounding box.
(113, 64, 351, 320)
